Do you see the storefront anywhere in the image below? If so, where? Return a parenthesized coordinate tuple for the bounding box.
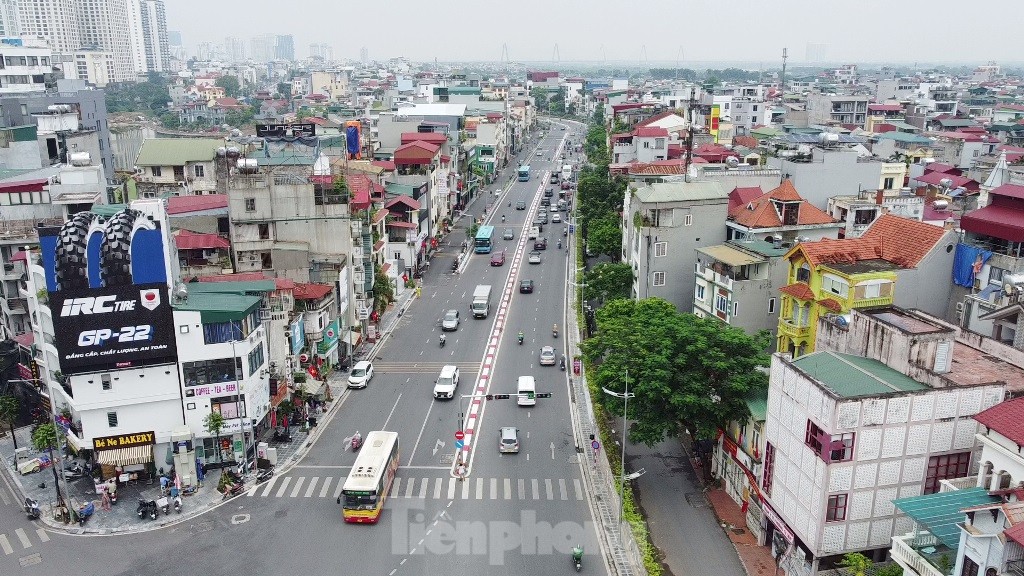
(92, 431, 156, 480)
(713, 431, 766, 544)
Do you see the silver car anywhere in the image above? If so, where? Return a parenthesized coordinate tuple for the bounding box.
(528, 251, 541, 264)
(539, 346, 556, 366)
(499, 427, 520, 453)
(442, 309, 460, 331)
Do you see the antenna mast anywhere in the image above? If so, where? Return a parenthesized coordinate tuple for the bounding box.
(780, 47, 788, 102)
(684, 88, 696, 175)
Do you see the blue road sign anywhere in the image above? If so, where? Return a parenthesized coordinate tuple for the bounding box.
(455, 440, 465, 449)
(591, 440, 600, 451)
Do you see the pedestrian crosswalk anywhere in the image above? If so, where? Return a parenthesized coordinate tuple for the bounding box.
(0, 527, 49, 556)
(249, 475, 586, 502)
(372, 362, 481, 374)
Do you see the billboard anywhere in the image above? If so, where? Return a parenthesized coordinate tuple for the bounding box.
(708, 105, 721, 143)
(344, 120, 361, 159)
(256, 123, 316, 138)
(38, 208, 177, 374)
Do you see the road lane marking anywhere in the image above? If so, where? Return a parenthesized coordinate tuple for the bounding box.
(35, 529, 48, 543)
(334, 479, 345, 499)
(289, 477, 306, 498)
(461, 478, 470, 499)
(532, 479, 540, 500)
(319, 478, 333, 498)
(0, 534, 11, 555)
(559, 479, 568, 500)
(504, 478, 511, 500)
(490, 478, 497, 500)
(518, 479, 525, 500)
(433, 478, 442, 500)
(545, 479, 554, 500)
(447, 478, 456, 500)
(274, 477, 292, 498)
(574, 479, 584, 500)
(392, 478, 402, 498)
(257, 476, 278, 497)
(14, 528, 30, 548)
(405, 479, 415, 498)
(304, 477, 319, 497)
(475, 477, 483, 499)
(418, 478, 428, 500)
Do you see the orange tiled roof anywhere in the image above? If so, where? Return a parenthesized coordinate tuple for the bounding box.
(780, 283, 815, 300)
(818, 298, 843, 311)
(794, 214, 948, 269)
(729, 180, 836, 229)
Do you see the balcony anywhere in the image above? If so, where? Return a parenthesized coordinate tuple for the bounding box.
(891, 533, 949, 576)
(778, 318, 811, 340)
(852, 296, 893, 309)
(3, 297, 27, 314)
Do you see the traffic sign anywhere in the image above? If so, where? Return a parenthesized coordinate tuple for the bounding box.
(455, 430, 465, 441)
(455, 440, 465, 449)
(591, 440, 601, 451)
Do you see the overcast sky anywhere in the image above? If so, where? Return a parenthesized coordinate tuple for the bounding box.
(167, 0, 1019, 66)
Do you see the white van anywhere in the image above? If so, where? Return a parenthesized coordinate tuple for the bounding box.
(528, 227, 540, 240)
(433, 365, 460, 399)
(517, 376, 536, 406)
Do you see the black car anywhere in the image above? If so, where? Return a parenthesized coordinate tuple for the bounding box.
(516, 200, 527, 210)
(519, 279, 534, 293)
(534, 238, 547, 250)
(549, 175, 558, 184)
(540, 197, 550, 207)
(544, 188, 554, 198)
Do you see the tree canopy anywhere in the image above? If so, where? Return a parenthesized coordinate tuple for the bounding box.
(215, 76, 241, 98)
(582, 262, 633, 304)
(582, 298, 770, 445)
(105, 79, 171, 113)
(585, 216, 622, 259)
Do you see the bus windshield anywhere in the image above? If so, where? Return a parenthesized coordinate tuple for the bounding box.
(474, 225, 495, 254)
(517, 166, 530, 181)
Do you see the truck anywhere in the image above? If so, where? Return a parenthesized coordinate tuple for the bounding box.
(471, 285, 492, 318)
(560, 164, 573, 182)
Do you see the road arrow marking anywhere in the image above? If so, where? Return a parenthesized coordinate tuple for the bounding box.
(432, 439, 444, 456)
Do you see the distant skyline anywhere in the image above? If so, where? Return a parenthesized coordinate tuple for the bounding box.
(167, 0, 1020, 66)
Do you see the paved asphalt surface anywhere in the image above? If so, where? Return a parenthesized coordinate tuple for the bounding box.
(0, 122, 609, 576)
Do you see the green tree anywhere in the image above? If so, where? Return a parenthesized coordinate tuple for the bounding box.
(203, 411, 226, 463)
(275, 82, 292, 99)
(531, 88, 549, 112)
(591, 104, 605, 127)
(372, 261, 395, 317)
(224, 107, 255, 128)
(585, 216, 622, 259)
(582, 263, 633, 303)
(158, 111, 180, 129)
(466, 221, 480, 239)
(582, 299, 769, 445)
(296, 107, 311, 121)
(0, 395, 19, 450)
(105, 80, 171, 113)
(838, 553, 872, 576)
(215, 75, 241, 98)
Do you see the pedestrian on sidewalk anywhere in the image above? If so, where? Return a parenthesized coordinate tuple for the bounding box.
(100, 489, 111, 511)
(456, 461, 467, 481)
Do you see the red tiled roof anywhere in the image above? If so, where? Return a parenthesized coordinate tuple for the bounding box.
(345, 171, 376, 209)
(0, 179, 47, 193)
(198, 272, 295, 290)
(371, 160, 396, 171)
(795, 214, 948, 269)
(780, 283, 815, 300)
(394, 141, 440, 165)
(991, 184, 1024, 201)
(386, 220, 417, 229)
(1006, 522, 1024, 546)
(733, 135, 758, 148)
(400, 132, 448, 145)
(961, 204, 1024, 243)
(974, 397, 1024, 446)
(385, 195, 422, 210)
(924, 162, 959, 174)
(174, 230, 230, 250)
(627, 161, 687, 176)
(913, 171, 975, 189)
(292, 283, 333, 301)
(729, 186, 765, 210)
(729, 180, 836, 229)
(818, 298, 843, 312)
(166, 194, 229, 215)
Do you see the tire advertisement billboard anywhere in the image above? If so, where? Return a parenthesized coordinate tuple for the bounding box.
(38, 208, 177, 374)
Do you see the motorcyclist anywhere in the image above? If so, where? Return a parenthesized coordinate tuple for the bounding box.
(557, 239, 562, 249)
(502, 214, 506, 223)
(439, 334, 446, 346)
(572, 544, 584, 563)
(518, 331, 524, 344)
(553, 324, 558, 337)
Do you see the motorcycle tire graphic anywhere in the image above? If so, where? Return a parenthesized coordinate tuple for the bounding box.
(54, 212, 95, 291)
(99, 209, 143, 288)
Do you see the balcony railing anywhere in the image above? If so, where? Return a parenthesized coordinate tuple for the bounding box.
(778, 318, 811, 339)
(852, 296, 893, 309)
(890, 533, 949, 576)
(938, 476, 976, 492)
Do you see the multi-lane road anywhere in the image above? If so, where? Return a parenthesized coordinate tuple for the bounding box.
(0, 120, 609, 576)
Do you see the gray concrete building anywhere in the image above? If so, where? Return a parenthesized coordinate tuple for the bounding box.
(622, 180, 730, 311)
(694, 239, 789, 339)
(805, 91, 870, 128)
(768, 148, 884, 211)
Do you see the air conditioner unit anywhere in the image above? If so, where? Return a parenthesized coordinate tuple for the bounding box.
(142, 176, 153, 182)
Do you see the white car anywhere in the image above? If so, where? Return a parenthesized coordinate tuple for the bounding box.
(348, 361, 374, 388)
(551, 213, 562, 223)
(539, 346, 556, 366)
(528, 251, 542, 264)
(433, 365, 460, 399)
(442, 309, 460, 331)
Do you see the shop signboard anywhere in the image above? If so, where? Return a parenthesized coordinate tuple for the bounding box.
(184, 382, 238, 398)
(336, 268, 349, 318)
(318, 319, 339, 355)
(38, 208, 176, 375)
(93, 431, 155, 451)
(290, 316, 305, 356)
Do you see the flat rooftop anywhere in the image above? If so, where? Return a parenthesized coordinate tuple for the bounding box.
(827, 258, 903, 275)
(792, 351, 928, 399)
(869, 309, 948, 335)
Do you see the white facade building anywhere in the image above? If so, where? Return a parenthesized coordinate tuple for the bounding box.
(0, 0, 19, 36)
(76, 0, 140, 82)
(138, 0, 168, 73)
(72, 49, 115, 88)
(18, 0, 80, 54)
(0, 37, 51, 94)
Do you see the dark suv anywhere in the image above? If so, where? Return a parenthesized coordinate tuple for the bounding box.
(534, 238, 547, 250)
(516, 200, 527, 210)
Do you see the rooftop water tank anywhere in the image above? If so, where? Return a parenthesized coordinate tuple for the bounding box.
(68, 152, 91, 166)
(237, 158, 258, 173)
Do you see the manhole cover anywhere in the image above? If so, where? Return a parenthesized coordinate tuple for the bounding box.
(19, 553, 41, 567)
(731, 528, 746, 535)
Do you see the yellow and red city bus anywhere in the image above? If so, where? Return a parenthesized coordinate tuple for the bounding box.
(341, 431, 399, 523)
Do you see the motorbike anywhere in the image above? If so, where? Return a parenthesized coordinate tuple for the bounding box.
(501, 215, 506, 223)
(351, 432, 362, 451)
(557, 240, 562, 250)
(78, 501, 95, 526)
(173, 495, 183, 513)
(517, 333, 524, 345)
(222, 482, 245, 499)
(63, 461, 86, 481)
(256, 467, 275, 484)
(563, 228, 567, 237)
(137, 498, 158, 520)
(560, 355, 567, 371)
(273, 427, 292, 443)
(225, 469, 244, 484)
(553, 325, 559, 338)
(572, 546, 584, 572)
(158, 497, 170, 515)
(24, 497, 40, 520)
(439, 335, 446, 348)
(451, 260, 459, 272)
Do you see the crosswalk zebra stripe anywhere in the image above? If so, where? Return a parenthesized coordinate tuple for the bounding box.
(531, 479, 540, 500)
(433, 478, 443, 500)
(289, 477, 306, 498)
(574, 479, 584, 501)
(304, 477, 319, 497)
(447, 478, 456, 500)
(490, 478, 497, 500)
(418, 478, 429, 500)
(14, 528, 30, 548)
(319, 478, 333, 498)
(392, 477, 402, 498)
(257, 476, 278, 497)
(545, 479, 553, 500)
(274, 476, 292, 497)
(0, 534, 12, 555)
(518, 479, 525, 500)
(404, 478, 414, 498)
(35, 529, 49, 543)
(475, 477, 483, 499)
(460, 478, 470, 500)
(559, 479, 568, 501)
(504, 478, 511, 500)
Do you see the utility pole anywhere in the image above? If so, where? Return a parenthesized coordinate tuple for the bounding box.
(684, 88, 696, 175)
(780, 47, 788, 101)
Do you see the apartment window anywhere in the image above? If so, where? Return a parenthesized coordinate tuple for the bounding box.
(653, 242, 667, 257)
(805, 421, 825, 454)
(684, 214, 693, 226)
(258, 223, 270, 239)
(830, 433, 855, 462)
(752, 104, 759, 112)
(652, 271, 666, 287)
(152, 166, 162, 177)
(925, 452, 971, 494)
(751, 116, 758, 124)
(826, 494, 848, 522)
(183, 358, 242, 387)
(822, 275, 849, 297)
(796, 264, 811, 283)
(107, 412, 118, 428)
(194, 164, 205, 178)
(960, 557, 979, 576)
(732, 302, 739, 316)
(762, 442, 775, 497)
(211, 395, 245, 419)
(247, 341, 265, 375)
(695, 284, 705, 301)
(883, 177, 895, 189)
(768, 297, 777, 314)
(101, 374, 111, 391)
(854, 280, 894, 300)
(245, 198, 256, 212)
(716, 294, 728, 314)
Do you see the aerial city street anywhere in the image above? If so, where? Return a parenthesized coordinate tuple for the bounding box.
(0, 2, 1020, 576)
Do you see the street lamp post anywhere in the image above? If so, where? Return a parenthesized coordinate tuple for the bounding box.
(603, 370, 639, 526)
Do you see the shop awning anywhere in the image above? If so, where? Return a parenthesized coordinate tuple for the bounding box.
(344, 331, 362, 346)
(65, 431, 84, 452)
(297, 379, 325, 396)
(96, 445, 153, 466)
